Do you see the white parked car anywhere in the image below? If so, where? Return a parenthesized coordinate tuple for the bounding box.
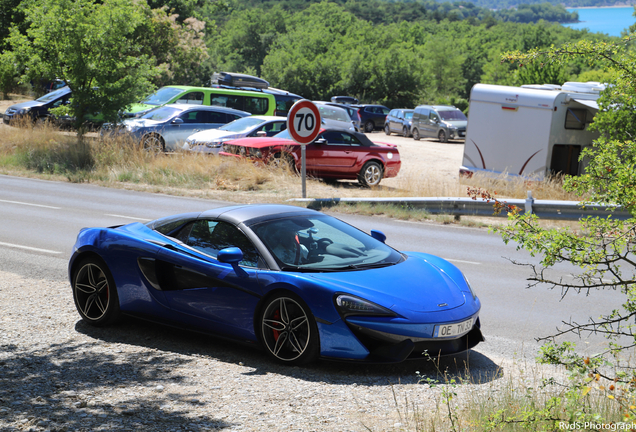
(184, 116, 288, 155)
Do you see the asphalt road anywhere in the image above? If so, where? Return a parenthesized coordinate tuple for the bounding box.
(0, 174, 625, 359)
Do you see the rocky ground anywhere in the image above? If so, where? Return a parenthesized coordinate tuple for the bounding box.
(0, 269, 537, 432)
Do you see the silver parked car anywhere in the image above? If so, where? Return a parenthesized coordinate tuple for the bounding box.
(100, 104, 250, 152)
(410, 105, 467, 142)
(184, 116, 288, 155)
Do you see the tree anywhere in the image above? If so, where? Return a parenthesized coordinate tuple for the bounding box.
(476, 34, 636, 423)
(8, 0, 158, 133)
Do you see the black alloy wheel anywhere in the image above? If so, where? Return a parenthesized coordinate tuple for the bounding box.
(72, 257, 121, 326)
(259, 293, 319, 365)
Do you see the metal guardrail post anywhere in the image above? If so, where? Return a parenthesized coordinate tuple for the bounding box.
(525, 191, 534, 215)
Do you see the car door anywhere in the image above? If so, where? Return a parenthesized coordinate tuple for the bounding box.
(424, 110, 440, 138)
(164, 110, 210, 148)
(306, 131, 360, 175)
(158, 219, 263, 340)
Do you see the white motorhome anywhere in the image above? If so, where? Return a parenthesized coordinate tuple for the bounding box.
(460, 82, 605, 179)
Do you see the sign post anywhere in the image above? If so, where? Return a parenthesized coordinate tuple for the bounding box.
(287, 100, 321, 198)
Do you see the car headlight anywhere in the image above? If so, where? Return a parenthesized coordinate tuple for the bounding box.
(250, 148, 262, 158)
(205, 141, 223, 148)
(335, 294, 396, 317)
(18, 107, 31, 114)
(464, 275, 477, 300)
(448, 124, 458, 130)
(126, 125, 140, 133)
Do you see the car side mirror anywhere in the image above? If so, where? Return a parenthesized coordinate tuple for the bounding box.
(218, 247, 248, 277)
(314, 138, 327, 145)
(172, 118, 184, 124)
(256, 131, 267, 137)
(370, 230, 386, 243)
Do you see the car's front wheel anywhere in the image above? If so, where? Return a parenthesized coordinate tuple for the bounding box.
(358, 161, 383, 187)
(438, 130, 448, 143)
(402, 126, 410, 137)
(259, 293, 319, 365)
(384, 124, 391, 135)
(142, 134, 165, 153)
(364, 120, 375, 133)
(412, 128, 421, 141)
(270, 152, 296, 173)
(72, 257, 121, 326)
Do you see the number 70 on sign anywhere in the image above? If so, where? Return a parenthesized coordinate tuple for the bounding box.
(287, 100, 322, 145)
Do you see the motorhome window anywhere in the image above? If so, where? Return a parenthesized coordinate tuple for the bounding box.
(176, 92, 204, 105)
(565, 108, 587, 130)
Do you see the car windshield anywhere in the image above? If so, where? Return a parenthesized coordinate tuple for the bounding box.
(141, 87, 185, 106)
(250, 215, 403, 271)
(36, 87, 69, 103)
(404, 112, 414, 119)
(139, 106, 180, 121)
(219, 117, 265, 132)
(439, 110, 467, 121)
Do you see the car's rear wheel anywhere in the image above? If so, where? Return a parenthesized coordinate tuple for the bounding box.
(72, 257, 121, 326)
(412, 128, 421, 141)
(142, 134, 165, 153)
(438, 130, 448, 143)
(364, 120, 375, 133)
(402, 126, 410, 137)
(384, 124, 391, 135)
(259, 293, 319, 365)
(358, 161, 383, 187)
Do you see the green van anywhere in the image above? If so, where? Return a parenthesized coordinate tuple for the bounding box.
(124, 86, 276, 118)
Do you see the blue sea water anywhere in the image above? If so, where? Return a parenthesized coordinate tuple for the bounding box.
(564, 7, 635, 37)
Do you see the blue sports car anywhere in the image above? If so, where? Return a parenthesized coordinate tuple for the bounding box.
(69, 205, 484, 365)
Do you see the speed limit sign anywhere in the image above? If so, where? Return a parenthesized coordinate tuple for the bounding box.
(287, 100, 321, 145)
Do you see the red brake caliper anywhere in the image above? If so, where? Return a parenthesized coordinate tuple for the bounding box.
(272, 309, 281, 341)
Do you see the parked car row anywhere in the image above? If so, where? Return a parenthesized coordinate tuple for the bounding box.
(384, 105, 467, 142)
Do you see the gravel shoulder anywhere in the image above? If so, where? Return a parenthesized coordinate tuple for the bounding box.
(0, 269, 546, 432)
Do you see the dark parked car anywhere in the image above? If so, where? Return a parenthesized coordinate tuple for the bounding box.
(384, 109, 414, 137)
(3, 86, 71, 125)
(352, 104, 390, 133)
(219, 128, 401, 187)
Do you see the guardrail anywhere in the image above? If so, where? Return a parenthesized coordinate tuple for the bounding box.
(289, 192, 633, 221)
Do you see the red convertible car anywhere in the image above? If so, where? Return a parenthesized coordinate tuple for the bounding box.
(219, 128, 401, 187)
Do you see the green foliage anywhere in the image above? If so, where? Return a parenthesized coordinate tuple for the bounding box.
(8, 0, 158, 132)
(0, 51, 19, 99)
(470, 31, 636, 428)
